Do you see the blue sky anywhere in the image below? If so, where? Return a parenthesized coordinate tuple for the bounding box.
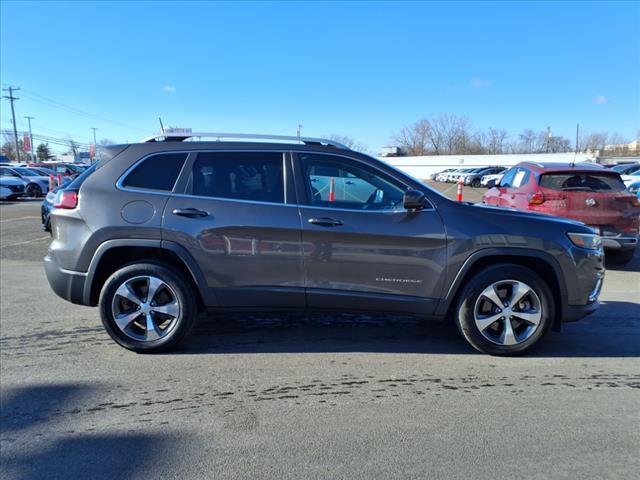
(1, 1, 639, 153)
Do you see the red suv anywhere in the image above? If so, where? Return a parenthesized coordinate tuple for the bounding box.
(484, 162, 639, 264)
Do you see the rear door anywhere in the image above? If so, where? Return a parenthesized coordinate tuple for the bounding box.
(485, 167, 517, 206)
(162, 150, 304, 308)
(294, 152, 447, 314)
(510, 167, 533, 209)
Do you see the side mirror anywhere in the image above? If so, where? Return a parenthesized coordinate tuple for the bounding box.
(404, 189, 427, 210)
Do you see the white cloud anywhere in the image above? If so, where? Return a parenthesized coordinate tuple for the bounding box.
(470, 78, 492, 88)
(593, 95, 608, 105)
(162, 85, 176, 93)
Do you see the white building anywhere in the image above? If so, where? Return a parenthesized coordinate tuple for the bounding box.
(379, 152, 597, 180)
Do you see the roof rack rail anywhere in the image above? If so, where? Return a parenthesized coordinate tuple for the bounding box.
(140, 132, 350, 149)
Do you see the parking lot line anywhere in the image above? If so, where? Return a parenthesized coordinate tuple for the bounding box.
(1, 235, 50, 248)
(0, 216, 42, 223)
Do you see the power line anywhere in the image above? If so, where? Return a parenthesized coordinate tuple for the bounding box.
(17, 88, 148, 132)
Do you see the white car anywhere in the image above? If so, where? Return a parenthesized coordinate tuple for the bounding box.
(0, 176, 26, 200)
(0, 166, 50, 197)
(621, 173, 640, 187)
(481, 172, 505, 187)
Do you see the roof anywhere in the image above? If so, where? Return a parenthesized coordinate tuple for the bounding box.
(516, 161, 610, 173)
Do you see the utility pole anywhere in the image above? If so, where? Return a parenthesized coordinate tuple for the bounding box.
(575, 123, 580, 153)
(546, 126, 552, 153)
(2, 86, 21, 162)
(91, 127, 98, 147)
(90, 127, 98, 163)
(297, 123, 303, 142)
(25, 116, 35, 162)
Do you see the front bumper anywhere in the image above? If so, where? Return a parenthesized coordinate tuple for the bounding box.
(44, 254, 87, 305)
(563, 301, 600, 322)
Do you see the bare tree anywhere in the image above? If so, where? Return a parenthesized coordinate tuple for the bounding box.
(66, 139, 79, 157)
(98, 138, 115, 146)
(580, 132, 608, 152)
(607, 132, 629, 147)
(326, 134, 369, 153)
(390, 119, 432, 156)
(486, 128, 509, 154)
(391, 114, 476, 155)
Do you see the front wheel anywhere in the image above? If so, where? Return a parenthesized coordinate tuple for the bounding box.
(455, 265, 555, 355)
(471, 179, 481, 188)
(99, 262, 197, 353)
(26, 183, 43, 197)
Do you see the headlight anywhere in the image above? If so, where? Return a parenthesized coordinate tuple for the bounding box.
(567, 232, 602, 250)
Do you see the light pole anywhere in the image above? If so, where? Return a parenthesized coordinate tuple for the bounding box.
(25, 116, 35, 162)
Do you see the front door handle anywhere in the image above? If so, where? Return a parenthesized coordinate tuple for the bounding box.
(172, 208, 209, 218)
(308, 217, 344, 227)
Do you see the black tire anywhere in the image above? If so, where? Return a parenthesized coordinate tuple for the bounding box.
(99, 262, 197, 353)
(605, 248, 636, 265)
(454, 264, 555, 356)
(26, 183, 43, 197)
(471, 178, 481, 188)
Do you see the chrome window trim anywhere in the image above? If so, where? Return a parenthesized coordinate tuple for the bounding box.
(116, 148, 433, 213)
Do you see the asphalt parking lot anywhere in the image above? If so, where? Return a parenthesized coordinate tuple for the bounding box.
(1, 189, 639, 480)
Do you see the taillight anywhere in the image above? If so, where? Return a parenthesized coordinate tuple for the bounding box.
(54, 190, 78, 209)
(528, 191, 545, 205)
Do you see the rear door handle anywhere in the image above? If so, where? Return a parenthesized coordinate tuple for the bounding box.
(172, 208, 209, 218)
(308, 217, 344, 227)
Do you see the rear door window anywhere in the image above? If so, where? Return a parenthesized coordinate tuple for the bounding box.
(121, 153, 188, 192)
(512, 168, 530, 188)
(499, 168, 517, 187)
(539, 173, 627, 192)
(191, 151, 285, 203)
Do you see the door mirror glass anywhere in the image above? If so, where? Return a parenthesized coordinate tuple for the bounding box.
(403, 189, 427, 210)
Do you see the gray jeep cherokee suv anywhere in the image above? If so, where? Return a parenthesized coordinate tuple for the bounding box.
(44, 133, 604, 355)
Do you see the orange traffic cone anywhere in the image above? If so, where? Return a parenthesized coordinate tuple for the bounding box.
(329, 177, 335, 202)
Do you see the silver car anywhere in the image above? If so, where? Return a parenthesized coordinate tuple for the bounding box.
(0, 166, 50, 197)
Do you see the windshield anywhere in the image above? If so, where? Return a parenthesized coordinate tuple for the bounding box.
(539, 173, 627, 192)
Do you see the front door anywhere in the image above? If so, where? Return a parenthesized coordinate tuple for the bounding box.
(162, 150, 304, 308)
(294, 152, 448, 315)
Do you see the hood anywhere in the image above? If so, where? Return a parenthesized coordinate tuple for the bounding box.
(23, 175, 49, 182)
(0, 176, 27, 186)
(470, 201, 588, 229)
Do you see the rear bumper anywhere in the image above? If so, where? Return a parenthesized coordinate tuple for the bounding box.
(601, 235, 638, 251)
(44, 254, 87, 305)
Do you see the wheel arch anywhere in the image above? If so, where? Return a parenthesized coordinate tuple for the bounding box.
(84, 239, 214, 309)
(438, 248, 567, 331)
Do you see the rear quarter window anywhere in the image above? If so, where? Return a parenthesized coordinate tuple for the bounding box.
(539, 173, 626, 192)
(121, 153, 188, 192)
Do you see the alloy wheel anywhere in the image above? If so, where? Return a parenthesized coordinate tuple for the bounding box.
(473, 280, 542, 346)
(111, 275, 182, 342)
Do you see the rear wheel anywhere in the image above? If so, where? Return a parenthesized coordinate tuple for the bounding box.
(455, 265, 555, 355)
(26, 183, 43, 197)
(99, 262, 197, 353)
(606, 248, 636, 265)
(471, 178, 481, 188)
